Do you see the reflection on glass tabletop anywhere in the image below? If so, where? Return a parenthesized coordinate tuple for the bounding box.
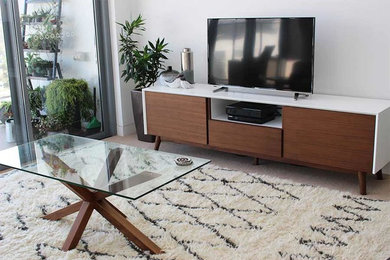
(0, 134, 210, 200)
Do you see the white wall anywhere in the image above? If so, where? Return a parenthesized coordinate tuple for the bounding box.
(109, 0, 137, 136)
(129, 0, 390, 99)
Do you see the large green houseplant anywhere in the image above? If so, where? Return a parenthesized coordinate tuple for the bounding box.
(118, 15, 169, 142)
(45, 79, 94, 131)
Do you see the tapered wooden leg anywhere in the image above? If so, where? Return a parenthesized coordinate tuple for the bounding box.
(43, 201, 83, 221)
(44, 183, 162, 253)
(253, 158, 259, 165)
(358, 171, 367, 195)
(95, 199, 163, 254)
(42, 153, 162, 253)
(154, 136, 161, 151)
(103, 199, 128, 219)
(62, 201, 95, 251)
(376, 170, 384, 180)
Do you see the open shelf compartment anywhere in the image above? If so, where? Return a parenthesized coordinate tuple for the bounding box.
(210, 98, 283, 129)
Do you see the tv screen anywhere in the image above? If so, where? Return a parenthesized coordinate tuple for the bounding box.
(208, 17, 315, 93)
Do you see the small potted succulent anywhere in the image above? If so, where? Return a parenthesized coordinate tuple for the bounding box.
(118, 15, 169, 142)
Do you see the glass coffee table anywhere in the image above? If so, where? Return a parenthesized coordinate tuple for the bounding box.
(0, 134, 210, 254)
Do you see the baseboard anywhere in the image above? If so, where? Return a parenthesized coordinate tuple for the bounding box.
(117, 123, 136, 136)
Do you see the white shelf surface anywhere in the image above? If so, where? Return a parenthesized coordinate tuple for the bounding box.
(212, 113, 283, 129)
(145, 84, 390, 116)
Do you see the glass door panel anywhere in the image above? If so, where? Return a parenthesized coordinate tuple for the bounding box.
(0, 4, 16, 151)
(18, 0, 105, 139)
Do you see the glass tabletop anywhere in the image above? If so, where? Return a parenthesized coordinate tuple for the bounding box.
(0, 134, 210, 200)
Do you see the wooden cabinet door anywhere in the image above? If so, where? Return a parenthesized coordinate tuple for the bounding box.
(145, 92, 207, 145)
(209, 120, 282, 158)
(283, 107, 375, 172)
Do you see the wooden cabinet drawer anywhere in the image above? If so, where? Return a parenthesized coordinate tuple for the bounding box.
(209, 120, 282, 158)
(283, 107, 375, 172)
(145, 92, 207, 145)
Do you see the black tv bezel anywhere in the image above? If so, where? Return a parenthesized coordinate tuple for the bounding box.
(207, 17, 316, 94)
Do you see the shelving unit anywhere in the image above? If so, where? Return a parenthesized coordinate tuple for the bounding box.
(21, 0, 63, 85)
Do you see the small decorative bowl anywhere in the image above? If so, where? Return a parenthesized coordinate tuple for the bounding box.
(175, 157, 193, 166)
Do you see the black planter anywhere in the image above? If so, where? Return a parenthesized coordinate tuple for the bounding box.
(131, 90, 156, 142)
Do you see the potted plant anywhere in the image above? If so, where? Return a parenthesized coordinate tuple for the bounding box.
(118, 15, 169, 142)
(28, 86, 44, 118)
(32, 114, 66, 139)
(25, 53, 53, 77)
(45, 79, 94, 131)
(25, 20, 61, 51)
(0, 101, 14, 143)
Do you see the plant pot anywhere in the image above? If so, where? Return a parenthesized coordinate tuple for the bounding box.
(5, 118, 15, 143)
(71, 103, 82, 129)
(131, 90, 156, 142)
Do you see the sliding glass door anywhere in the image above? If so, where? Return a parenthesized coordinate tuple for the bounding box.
(0, 0, 115, 153)
(0, 3, 17, 151)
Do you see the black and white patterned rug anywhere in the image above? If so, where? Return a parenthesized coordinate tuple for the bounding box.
(0, 165, 389, 259)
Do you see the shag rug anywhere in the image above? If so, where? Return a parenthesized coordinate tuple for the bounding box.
(0, 165, 389, 260)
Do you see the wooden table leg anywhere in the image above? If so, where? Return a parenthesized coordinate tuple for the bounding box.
(358, 171, 367, 195)
(43, 182, 162, 254)
(43, 201, 83, 221)
(95, 199, 163, 254)
(62, 201, 95, 251)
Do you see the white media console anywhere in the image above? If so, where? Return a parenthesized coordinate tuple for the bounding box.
(142, 83, 390, 194)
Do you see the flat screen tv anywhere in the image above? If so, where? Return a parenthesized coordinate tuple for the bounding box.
(208, 17, 315, 93)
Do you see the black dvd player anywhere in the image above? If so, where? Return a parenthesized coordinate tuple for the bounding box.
(226, 102, 277, 119)
(227, 114, 276, 124)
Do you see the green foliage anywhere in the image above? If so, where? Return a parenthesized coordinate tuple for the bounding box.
(25, 53, 53, 77)
(0, 101, 12, 119)
(21, 2, 57, 24)
(32, 114, 66, 139)
(118, 15, 170, 90)
(37, 134, 75, 153)
(45, 79, 94, 127)
(26, 19, 61, 51)
(28, 87, 43, 118)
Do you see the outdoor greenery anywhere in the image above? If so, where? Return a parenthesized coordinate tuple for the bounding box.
(118, 15, 170, 90)
(28, 87, 43, 118)
(24, 3, 61, 52)
(45, 79, 94, 128)
(37, 134, 75, 153)
(22, 7, 55, 24)
(0, 101, 12, 118)
(0, 101, 12, 124)
(26, 21, 61, 51)
(25, 53, 53, 77)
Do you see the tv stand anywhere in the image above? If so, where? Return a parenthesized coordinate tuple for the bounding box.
(142, 83, 390, 195)
(294, 92, 310, 100)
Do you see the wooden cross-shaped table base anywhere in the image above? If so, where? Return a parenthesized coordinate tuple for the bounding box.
(43, 182, 162, 254)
